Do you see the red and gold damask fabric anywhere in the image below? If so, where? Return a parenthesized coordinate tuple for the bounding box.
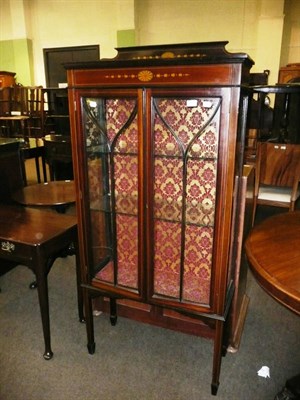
(87, 96, 220, 306)
(152, 98, 219, 304)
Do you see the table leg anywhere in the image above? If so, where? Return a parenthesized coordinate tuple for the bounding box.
(34, 250, 53, 360)
(20, 155, 28, 186)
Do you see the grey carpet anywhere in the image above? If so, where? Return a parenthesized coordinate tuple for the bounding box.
(0, 255, 299, 400)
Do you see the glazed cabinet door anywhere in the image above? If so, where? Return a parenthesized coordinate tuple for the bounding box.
(146, 88, 235, 314)
(77, 89, 145, 299)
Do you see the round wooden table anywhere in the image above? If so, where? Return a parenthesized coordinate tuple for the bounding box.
(12, 180, 75, 207)
(245, 211, 300, 315)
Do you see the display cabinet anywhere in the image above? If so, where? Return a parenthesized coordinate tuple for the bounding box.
(66, 42, 254, 395)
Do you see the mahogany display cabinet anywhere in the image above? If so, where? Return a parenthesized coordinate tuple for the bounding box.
(66, 42, 254, 395)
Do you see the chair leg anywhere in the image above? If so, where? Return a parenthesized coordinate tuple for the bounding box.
(252, 197, 258, 226)
(289, 201, 295, 212)
(20, 157, 28, 186)
(34, 156, 41, 183)
(41, 155, 47, 182)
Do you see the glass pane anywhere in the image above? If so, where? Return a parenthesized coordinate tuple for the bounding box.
(82, 97, 139, 290)
(152, 97, 221, 305)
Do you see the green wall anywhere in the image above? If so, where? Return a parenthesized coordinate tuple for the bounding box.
(117, 29, 136, 47)
(0, 38, 33, 85)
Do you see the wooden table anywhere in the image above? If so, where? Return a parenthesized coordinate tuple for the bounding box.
(245, 211, 300, 315)
(0, 205, 82, 359)
(12, 180, 75, 207)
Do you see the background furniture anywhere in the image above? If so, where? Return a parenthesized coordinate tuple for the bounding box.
(0, 85, 30, 138)
(0, 72, 17, 117)
(0, 86, 47, 184)
(244, 70, 270, 164)
(245, 211, 300, 315)
(12, 180, 75, 213)
(0, 71, 16, 88)
(66, 42, 254, 394)
(43, 45, 99, 87)
(21, 86, 45, 140)
(20, 137, 47, 185)
(43, 88, 70, 135)
(252, 142, 300, 224)
(278, 63, 300, 84)
(0, 138, 23, 276)
(0, 86, 44, 140)
(43, 134, 73, 180)
(245, 211, 300, 399)
(245, 80, 300, 167)
(250, 84, 300, 145)
(0, 205, 81, 359)
(0, 138, 23, 204)
(0, 85, 76, 184)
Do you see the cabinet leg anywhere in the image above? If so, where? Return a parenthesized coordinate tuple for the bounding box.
(74, 241, 85, 323)
(84, 289, 95, 354)
(211, 320, 225, 395)
(110, 298, 117, 326)
(88, 341, 96, 354)
(211, 382, 219, 396)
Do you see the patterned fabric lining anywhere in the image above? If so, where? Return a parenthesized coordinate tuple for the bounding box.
(84, 96, 220, 305)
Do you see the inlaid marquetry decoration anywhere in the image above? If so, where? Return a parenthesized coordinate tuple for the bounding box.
(132, 52, 207, 60)
(104, 70, 190, 82)
(138, 70, 154, 81)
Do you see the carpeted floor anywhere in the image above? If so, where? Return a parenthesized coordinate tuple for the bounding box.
(0, 249, 299, 400)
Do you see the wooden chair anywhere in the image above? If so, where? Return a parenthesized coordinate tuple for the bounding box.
(21, 86, 45, 140)
(0, 86, 13, 119)
(0, 87, 47, 183)
(252, 142, 300, 224)
(0, 86, 29, 137)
